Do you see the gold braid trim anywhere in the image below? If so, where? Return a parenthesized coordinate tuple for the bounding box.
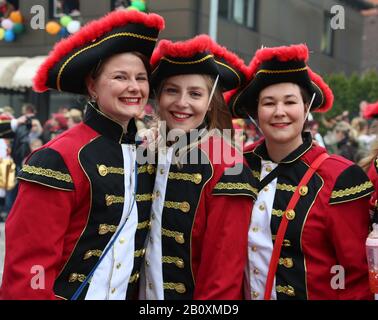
(331, 181, 373, 199)
(137, 220, 151, 230)
(279, 257, 294, 268)
(138, 164, 156, 175)
(97, 165, 124, 175)
(136, 193, 154, 202)
(98, 224, 117, 235)
(162, 54, 213, 65)
(168, 172, 202, 184)
(105, 194, 124, 206)
(161, 228, 185, 244)
(134, 249, 146, 258)
(257, 66, 307, 75)
(251, 170, 260, 179)
(276, 183, 296, 192)
(83, 249, 102, 260)
(68, 273, 86, 283)
(214, 182, 258, 195)
(276, 285, 295, 297)
(164, 201, 191, 213)
(22, 165, 73, 183)
(272, 209, 284, 217)
(128, 272, 140, 284)
(163, 282, 186, 293)
(271, 235, 291, 247)
(162, 256, 185, 268)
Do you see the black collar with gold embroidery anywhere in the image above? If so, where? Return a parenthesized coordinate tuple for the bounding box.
(253, 132, 313, 164)
(84, 102, 137, 144)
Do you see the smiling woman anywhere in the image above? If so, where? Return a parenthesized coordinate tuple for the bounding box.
(228, 44, 374, 300)
(1, 10, 164, 300)
(138, 35, 256, 300)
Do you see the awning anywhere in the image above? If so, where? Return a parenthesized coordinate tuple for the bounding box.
(12, 56, 47, 90)
(0, 57, 27, 89)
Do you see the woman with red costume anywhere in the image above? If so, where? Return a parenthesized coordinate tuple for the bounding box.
(0, 10, 164, 300)
(229, 44, 373, 300)
(139, 35, 255, 300)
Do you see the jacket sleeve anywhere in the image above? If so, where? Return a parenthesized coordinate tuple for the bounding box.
(0, 148, 75, 300)
(193, 191, 252, 299)
(327, 165, 373, 299)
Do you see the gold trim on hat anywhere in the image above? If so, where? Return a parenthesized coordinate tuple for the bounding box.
(57, 32, 158, 91)
(256, 66, 307, 75)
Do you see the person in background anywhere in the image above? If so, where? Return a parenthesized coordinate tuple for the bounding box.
(65, 108, 83, 129)
(333, 121, 360, 162)
(228, 43, 373, 300)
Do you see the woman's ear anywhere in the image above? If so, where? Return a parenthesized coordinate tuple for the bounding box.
(85, 75, 97, 100)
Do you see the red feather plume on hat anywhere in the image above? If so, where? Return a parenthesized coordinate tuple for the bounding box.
(151, 34, 248, 76)
(307, 67, 334, 112)
(247, 43, 309, 79)
(363, 101, 378, 119)
(34, 10, 165, 93)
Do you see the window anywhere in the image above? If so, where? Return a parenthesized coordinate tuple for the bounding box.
(218, 0, 257, 30)
(321, 12, 334, 56)
(0, 0, 19, 18)
(111, 0, 132, 11)
(50, 0, 81, 18)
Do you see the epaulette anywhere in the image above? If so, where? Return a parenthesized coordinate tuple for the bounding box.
(18, 147, 74, 191)
(329, 164, 374, 205)
(374, 157, 378, 173)
(212, 163, 257, 200)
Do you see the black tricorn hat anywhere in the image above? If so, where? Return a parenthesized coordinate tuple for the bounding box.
(33, 10, 165, 95)
(150, 34, 248, 92)
(228, 44, 334, 118)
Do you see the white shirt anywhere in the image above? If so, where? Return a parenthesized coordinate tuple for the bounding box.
(85, 144, 137, 300)
(245, 160, 278, 300)
(139, 146, 173, 300)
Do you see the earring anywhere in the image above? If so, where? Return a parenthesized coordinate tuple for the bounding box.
(91, 94, 97, 102)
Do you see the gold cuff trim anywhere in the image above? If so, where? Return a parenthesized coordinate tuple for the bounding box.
(83, 249, 102, 260)
(331, 181, 373, 199)
(22, 165, 73, 183)
(162, 256, 185, 269)
(129, 272, 140, 284)
(168, 172, 202, 184)
(138, 164, 156, 175)
(276, 285, 295, 297)
(164, 201, 190, 213)
(163, 282, 186, 294)
(105, 194, 124, 206)
(98, 224, 117, 235)
(214, 182, 258, 195)
(161, 228, 185, 244)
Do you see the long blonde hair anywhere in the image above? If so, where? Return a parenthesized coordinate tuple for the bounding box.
(359, 137, 378, 172)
